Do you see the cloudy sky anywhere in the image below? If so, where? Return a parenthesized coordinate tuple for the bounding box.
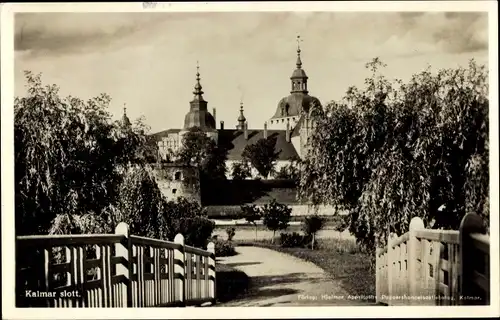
(14, 11, 488, 133)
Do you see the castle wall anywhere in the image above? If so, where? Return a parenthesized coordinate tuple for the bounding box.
(150, 164, 201, 203)
(205, 204, 348, 219)
(268, 116, 300, 130)
(225, 160, 291, 179)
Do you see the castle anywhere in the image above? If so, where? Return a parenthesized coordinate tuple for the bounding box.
(149, 36, 323, 178)
(124, 37, 324, 208)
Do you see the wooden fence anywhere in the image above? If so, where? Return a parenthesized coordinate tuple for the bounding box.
(376, 213, 490, 306)
(16, 222, 216, 308)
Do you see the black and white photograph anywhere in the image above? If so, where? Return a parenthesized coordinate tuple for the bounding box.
(1, 1, 498, 319)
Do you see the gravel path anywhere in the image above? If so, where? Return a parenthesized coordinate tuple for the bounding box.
(216, 246, 375, 307)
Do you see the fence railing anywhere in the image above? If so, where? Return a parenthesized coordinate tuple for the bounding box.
(16, 222, 216, 308)
(375, 213, 490, 306)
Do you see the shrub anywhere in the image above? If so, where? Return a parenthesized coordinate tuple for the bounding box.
(161, 197, 215, 248)
(279, 232, 312, 248)
(214, 239, 237, 257)
(240, 204, 261, 240)
(261, 199, 292, 243)
(226, 227, 236, 242)
(302, 215, 325, 250)
(231, 161, 251, 180)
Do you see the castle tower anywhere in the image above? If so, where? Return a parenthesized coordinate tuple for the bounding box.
(290, 35, 308, 94)
(183, 62, 216, 131)
(236, 101, 246, 130)
(269, 35, 321, 131)
(121, 104, 132, 128)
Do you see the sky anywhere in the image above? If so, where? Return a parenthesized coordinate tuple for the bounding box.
(14, 11, 489, 133)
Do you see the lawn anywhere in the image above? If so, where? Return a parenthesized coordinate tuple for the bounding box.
(234, 237, 376, 301)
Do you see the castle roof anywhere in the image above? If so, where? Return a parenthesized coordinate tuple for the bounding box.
(151, 128, 182, 138)
(272, 93, 321, 119)
(217, 129, 298, 161)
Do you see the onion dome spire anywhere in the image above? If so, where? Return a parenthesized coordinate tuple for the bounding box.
(122, 103, 131, 127)
(193, 61, 205, 101)
(237, 100, 246, 130)
(296, 35, 302, 69)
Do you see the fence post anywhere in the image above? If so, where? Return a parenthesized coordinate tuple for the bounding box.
(408, 217, 425, 305)
(115, 222, 132, 307)
(459, 213, 486, 305)
(375, 247, 381, 304)
(207, 242, 216, 305)
(387, 233, 397, 305)
(174, 234, 186, 306)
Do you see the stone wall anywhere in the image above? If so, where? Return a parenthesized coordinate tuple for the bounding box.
(150, 163, 201, 203)
(205, 204, 348, 219)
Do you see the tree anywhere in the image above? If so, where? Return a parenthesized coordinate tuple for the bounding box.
(242, 136, 281, 179)
(15, 71, 149, 236)
(161, 197, 215, 248)
(299, 58, 489, 253)
(240, 204, 261, 240)
(302, 215, 325, 250)
(274, 157, 301, 184)
(231, 161, 252, 180)
(261, 199, 291, 243)
(177, 127, 227, 181)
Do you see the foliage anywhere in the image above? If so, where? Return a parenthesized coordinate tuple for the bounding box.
(214, 239, 237, 257)
(279, 232, 312, 248)
(261, 199, 292, 243)
(241, 136, 281, 178)
(15, 72, 215, 252)
(274, 158, 301, 183)
(177, 127, 227, 181)
(226, 227, 236, 242)
(331, 215, 350, 233)
(299, 58, 489, 252)
(231, 161, 252, 180)
(303, 215, 325, 235)
(161, 197, 215, 248)
(240, 204, 262, 240)
(302, 215, 325, 250)
(15, 71, 150, 236)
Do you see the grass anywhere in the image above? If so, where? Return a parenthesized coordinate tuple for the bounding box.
(215, 261, 250, 303)
(234, 237, 376, 301)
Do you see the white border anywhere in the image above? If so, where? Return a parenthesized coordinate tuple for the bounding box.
(2, 2, 499, 319)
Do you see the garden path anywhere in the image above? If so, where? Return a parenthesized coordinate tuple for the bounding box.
(216, 246, 375, 307)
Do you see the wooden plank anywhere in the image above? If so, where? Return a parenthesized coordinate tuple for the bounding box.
(51, 262, 71, 274)
(196, 255, 201, 300)
(414, 230, 459, 244)
(130, 235, 182, 250)
(204, 256, 209, 298)
(17, 235, 125, 247)
(111, 274, 127, 285)
(473, 270, 489, 292)
(470, 233, 489, 254)
(84, 258, 101, 269)
(185, 245, 211, 257)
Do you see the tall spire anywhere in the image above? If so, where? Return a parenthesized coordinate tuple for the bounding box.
(192, 61, 205, 101)
(122, 103, 131, 127)
(296, 35, 303, 69)
(290, 35, 308, 94)
(237, 100, 246, 130)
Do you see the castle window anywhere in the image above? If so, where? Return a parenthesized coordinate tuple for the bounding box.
(282, 119, 284, 123)
(172, 189, 177, 194)
(174, 171, 182, 181)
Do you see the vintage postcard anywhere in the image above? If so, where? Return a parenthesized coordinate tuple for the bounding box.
(1, 1, 499, 319)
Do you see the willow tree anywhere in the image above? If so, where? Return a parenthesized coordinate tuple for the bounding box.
(15, 71, 151, 235)
(299, 58, 489, 252)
